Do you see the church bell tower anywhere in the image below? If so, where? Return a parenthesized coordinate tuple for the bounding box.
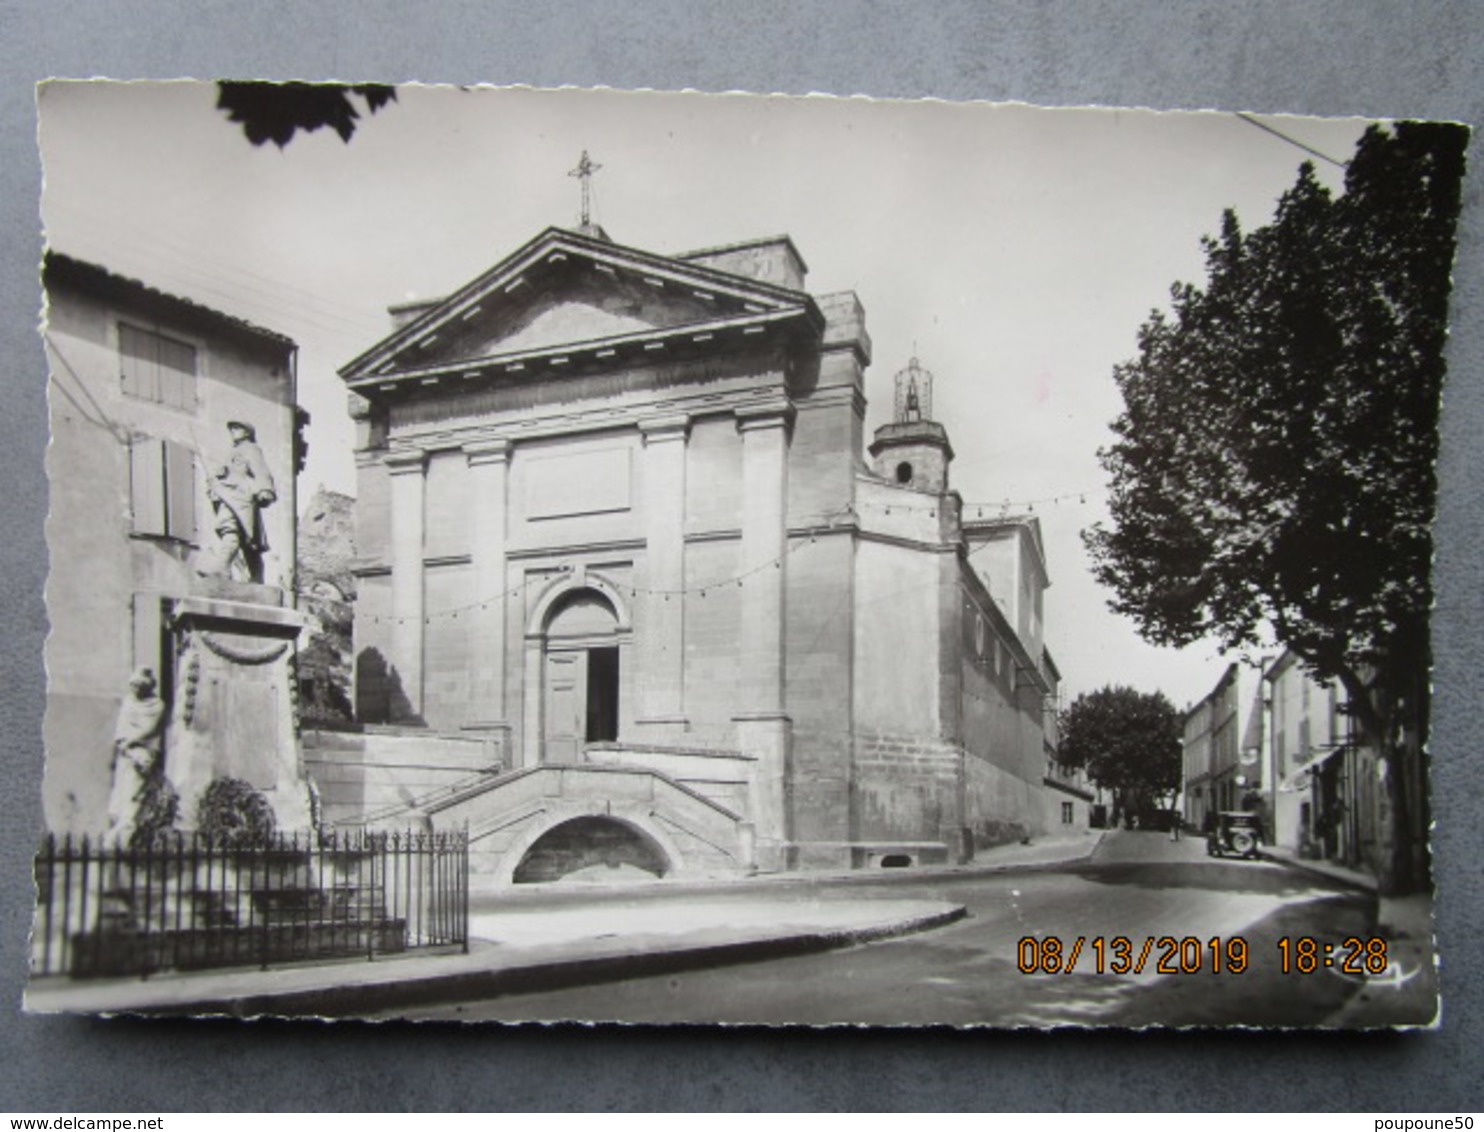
(868, 355, 954, 493)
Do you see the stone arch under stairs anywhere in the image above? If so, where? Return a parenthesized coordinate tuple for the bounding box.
(421, 763, 754, 887)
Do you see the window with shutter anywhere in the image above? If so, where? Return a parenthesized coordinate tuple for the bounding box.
(119, 323, 197, 410)
(164, 438, 197, 541)
(130, 435, 198, 543)
(129, 437, 167, 536)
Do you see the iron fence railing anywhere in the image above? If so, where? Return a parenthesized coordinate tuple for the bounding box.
(31, 828, 468, 979)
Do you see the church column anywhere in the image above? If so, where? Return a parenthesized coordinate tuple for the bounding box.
(736, 401, 792, 709)
(465, 438, 512, 747)
(638, 414, 689, 735)
(733, 398, 794, 870)
(386, 448, 427, 721)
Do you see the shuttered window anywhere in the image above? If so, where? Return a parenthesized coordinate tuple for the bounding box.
(120, 323, 197, 411)
(129, 436, 197, 542)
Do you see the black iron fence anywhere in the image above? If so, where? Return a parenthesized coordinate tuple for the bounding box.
(31, 828, 468, 979)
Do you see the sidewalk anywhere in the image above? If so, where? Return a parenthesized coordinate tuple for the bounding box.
(1259, 845, 1439, 1028)
(25, 896, 967, 1019)
(23, 828, 1104, 1019)
(1258, 844, 1377, 892)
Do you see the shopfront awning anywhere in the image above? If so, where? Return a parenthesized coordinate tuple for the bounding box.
(1279, 743, 1346, 792)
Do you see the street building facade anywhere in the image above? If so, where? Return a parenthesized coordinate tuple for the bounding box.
(1037, 658, 1094, 830)
(40, 253, 312, 837)
(323, 224, 1062, 883)
(1182, 662, 1265, 834)
(1263, 648, 1385, 876)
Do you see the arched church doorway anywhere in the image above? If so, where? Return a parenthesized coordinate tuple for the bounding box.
(542, 588, 621, 761)
(511, 815, 669, 883)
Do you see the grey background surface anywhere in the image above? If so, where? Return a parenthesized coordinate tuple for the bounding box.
(1, 1, 1480, 1112)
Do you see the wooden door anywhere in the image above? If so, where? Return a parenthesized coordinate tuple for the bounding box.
(543, 650, 586, 762)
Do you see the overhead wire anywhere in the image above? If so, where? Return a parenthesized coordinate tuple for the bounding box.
(44, 204, 388, 340)
(1234, 112, 1349, 170)
(46, 197, 388, 325)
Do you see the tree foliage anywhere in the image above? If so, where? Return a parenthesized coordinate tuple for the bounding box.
(217, 82, 397, 148)
(1086, 122, 1463, 692)
(1058, 685, 1182, 800)
(1084, 122, 1468, 891)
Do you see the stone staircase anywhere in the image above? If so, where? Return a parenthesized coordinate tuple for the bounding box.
(419, 763, 754, 885)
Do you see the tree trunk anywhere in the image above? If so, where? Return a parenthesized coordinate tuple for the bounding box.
(1333, 663, 1427, 896)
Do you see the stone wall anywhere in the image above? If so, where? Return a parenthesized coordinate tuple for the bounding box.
(851, 733, 961, 842)
(958, 581, 1049, 846)
(679, 537, 743, 744)
(785, 531, 855, 853)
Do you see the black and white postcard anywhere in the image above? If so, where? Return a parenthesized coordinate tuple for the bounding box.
(27, 81, 1464, 1027)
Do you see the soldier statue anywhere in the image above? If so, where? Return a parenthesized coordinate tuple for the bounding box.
(199, 420, 277, 583)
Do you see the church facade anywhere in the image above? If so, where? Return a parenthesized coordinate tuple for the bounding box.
(330, 225, 1062, 883)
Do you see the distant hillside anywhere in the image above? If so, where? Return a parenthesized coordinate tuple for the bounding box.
(299, 485, 356, 601)
(298, 486, 356, 728)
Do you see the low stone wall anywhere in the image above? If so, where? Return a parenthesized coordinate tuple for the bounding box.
(303, 727, 506, 825)
(581, 742, 753, 814)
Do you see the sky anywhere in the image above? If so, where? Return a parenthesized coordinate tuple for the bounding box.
(35, 81, 1370, 710)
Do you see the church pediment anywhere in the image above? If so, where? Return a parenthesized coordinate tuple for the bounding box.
(396, 270, 737, 366)
(341, 228, 821, 390)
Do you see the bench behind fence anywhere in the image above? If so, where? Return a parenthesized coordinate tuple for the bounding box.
(31, 828, 469, 979)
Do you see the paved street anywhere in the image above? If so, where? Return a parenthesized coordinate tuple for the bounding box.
(400, 828, 1406, 1027)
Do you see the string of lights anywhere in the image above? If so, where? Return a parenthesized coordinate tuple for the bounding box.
(330, 556, 1066, 827)
(352, 502, 860, 626)
(850, 488, 1106, 520)
(338, 485, 1105, 628)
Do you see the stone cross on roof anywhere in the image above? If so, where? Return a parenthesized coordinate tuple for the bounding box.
(568, 150, 603, 234)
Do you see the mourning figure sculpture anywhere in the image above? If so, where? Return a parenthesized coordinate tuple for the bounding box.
(106, 667, 166, 842)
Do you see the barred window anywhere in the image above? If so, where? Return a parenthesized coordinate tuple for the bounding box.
(120, 323, 197, 411)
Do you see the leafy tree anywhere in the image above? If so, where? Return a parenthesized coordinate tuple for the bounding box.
(217, 82, 397, 148)
(1058, 686, 1182, 814)
(1084, 122, 1467, 892)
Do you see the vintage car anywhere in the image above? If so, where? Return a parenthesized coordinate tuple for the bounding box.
(1206, 811, 1263, 859)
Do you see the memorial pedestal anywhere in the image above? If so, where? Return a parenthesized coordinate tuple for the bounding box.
(164, 587, 312, 831)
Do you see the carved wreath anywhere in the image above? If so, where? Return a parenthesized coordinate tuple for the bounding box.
(199, 630, 290, 666)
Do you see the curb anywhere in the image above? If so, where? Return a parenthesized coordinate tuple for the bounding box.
(1255, 849, 1378, 894)
(474, 831, 1110, 908)
(97, 904, 970, 1020)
